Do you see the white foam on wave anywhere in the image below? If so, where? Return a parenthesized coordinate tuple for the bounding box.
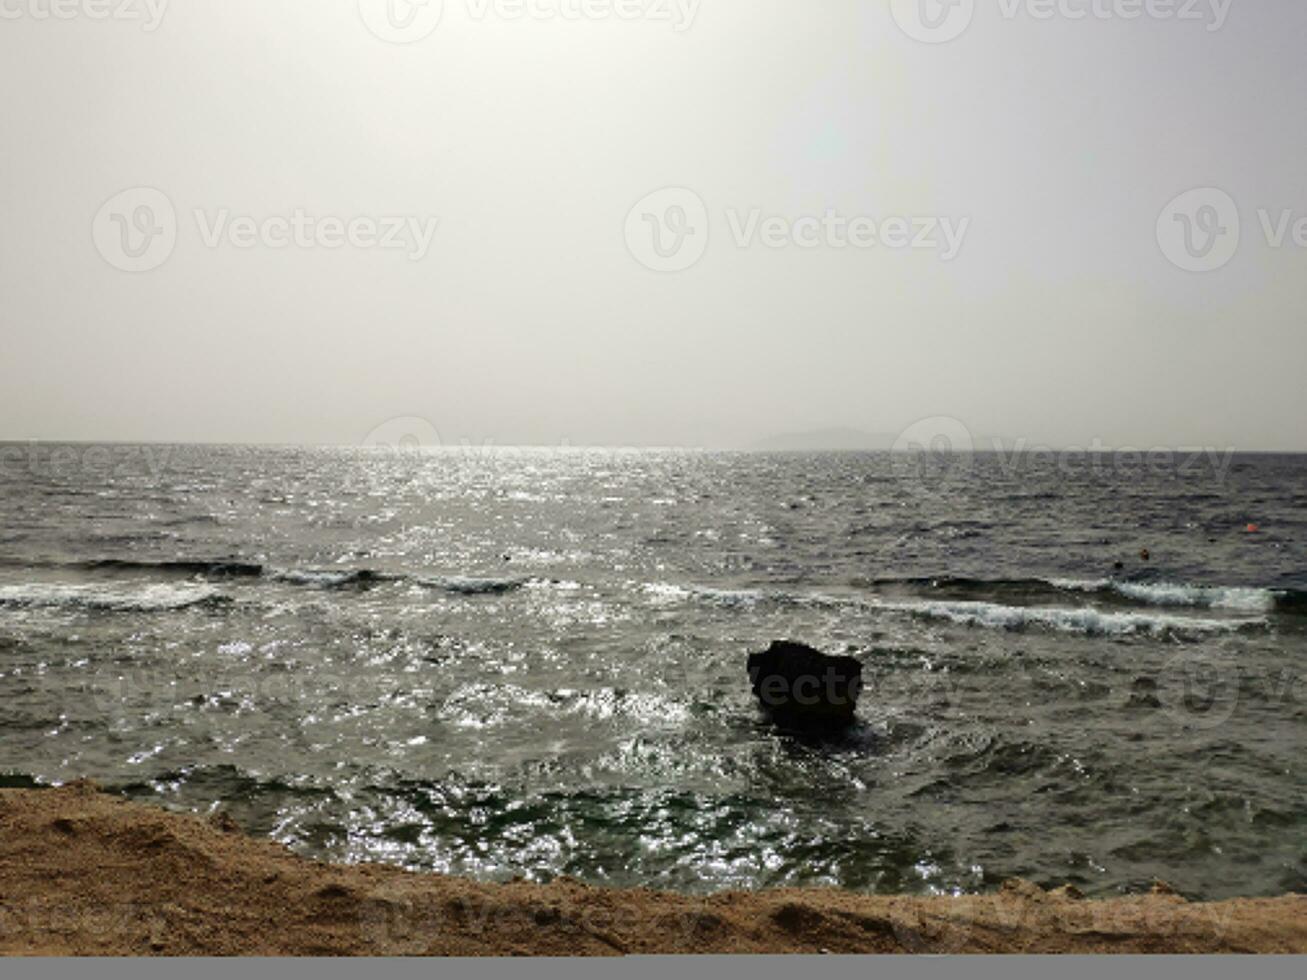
(634, 577, 1273, 636)
(876, 597, 1258, 636)
(1049, 578, 1111, 593)
(1112, 582, 1275, 612)
(641, 582, 764, 606)
(1050, 578, 1276, 612)
(0, 582, 221, 613)
(641, 582, 691, 602)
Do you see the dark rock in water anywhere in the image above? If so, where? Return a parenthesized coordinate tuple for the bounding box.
(747, 640, 862, 731)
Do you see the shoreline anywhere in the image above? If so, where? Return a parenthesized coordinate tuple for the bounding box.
(1, 783, 1304, 956)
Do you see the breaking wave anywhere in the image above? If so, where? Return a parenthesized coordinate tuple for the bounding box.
(642, 583, 766, 606)
(872, 598, 1261, 637)
(269, 569, 392, 588)
(0, 582, 225, 613)
(865, 575, 1304, 616)
(1048, 578, 1293, 613)
(413, 575, 527, 595)
(270, 569, 525, 595)
(640, 577, 1275, 636)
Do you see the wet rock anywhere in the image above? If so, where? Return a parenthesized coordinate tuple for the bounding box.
(746, 641, 862, 731)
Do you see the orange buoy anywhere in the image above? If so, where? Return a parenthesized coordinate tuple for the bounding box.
(1245, 523, 1260, 534)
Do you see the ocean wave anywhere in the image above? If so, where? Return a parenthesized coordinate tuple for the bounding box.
(637, 578, 1265, 636)
(414, 575, 527, 596)
(0, 582, 225, 613)
(866, 574, 1304, 616)
(642, 583, 765, 607)
(157, 514, 223, 527)
(864, 575, 1049, 592)
(270, 569, 392, 588)
(272, 569, 527, 595)
(2, 557, 534, 599)
(1049, 578, 1287, 613)
(875, 598, 1260, 637)
(80, 558, 263, 578)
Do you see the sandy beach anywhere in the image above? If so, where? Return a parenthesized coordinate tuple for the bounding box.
(1, 783, 1303, 956)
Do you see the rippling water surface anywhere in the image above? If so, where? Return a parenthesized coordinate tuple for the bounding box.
(1, 444, 1303, 900)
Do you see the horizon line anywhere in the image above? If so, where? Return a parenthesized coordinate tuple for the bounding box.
(2, 438, 1306, 455)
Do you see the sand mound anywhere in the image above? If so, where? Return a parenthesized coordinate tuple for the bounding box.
(1, 784, 1303, 955)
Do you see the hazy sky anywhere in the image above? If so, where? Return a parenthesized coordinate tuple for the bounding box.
(2, 1, 1305, 450)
